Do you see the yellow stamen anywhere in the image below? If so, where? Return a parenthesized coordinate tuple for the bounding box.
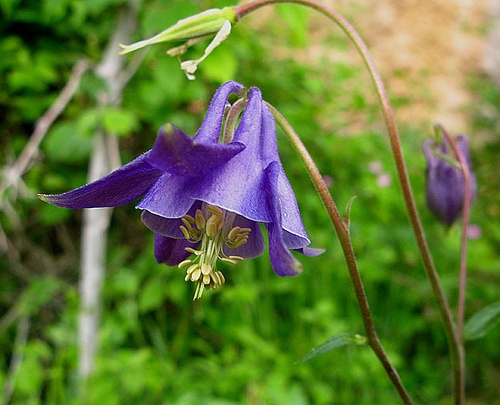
(178, 259, 192, 268)
(177, 203, 252, 299)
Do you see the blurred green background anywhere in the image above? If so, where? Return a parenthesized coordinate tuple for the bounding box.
(1, 0, 499, 404)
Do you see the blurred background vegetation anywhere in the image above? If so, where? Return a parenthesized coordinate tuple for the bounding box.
(0, 0, 499, 404)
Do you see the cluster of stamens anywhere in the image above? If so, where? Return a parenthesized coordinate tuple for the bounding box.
(178, 204, 251, 300)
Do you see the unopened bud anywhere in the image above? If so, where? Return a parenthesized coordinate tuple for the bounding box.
(424, 134, 477, 227)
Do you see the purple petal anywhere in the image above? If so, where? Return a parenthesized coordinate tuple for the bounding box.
(194, 81, 245, 143)
(154, 233, 194, 266)
(261, 100, 313, 246)
(146, 124, 244, 177)
(266, 222, 304, 276)
(141, 201, 202, 238)
(265, 162, 311, 276)
(138, 86, 269, 221)
(188, 87, 272, 222)
(39, 153, 161, 209)
(137, 172, 196, 218)
(295, 247, 325, 256)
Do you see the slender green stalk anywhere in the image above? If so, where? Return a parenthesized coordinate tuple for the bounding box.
(438, 126, 473, 403)
(438, 127, 472, 344)
(268, 103, 414, 405)
(235, 1, 464, 403)
(223, 98, 248, 143)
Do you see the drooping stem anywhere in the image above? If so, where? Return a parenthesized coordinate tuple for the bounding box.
(223, 98, 248, 143)
(235, 1, 463, 403)
(268, 103, 414, 405)
(440, 130, 472, 342)
(438, 126, 472, 403)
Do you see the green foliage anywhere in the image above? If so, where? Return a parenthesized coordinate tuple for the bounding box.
(44, 122, 93, 164)
(101, 107, 139, 136)
(299, 333, 368, 363)
(277, 4, 310, 47)
(1, 0, 499, 404)
(464, 301, 500, 341)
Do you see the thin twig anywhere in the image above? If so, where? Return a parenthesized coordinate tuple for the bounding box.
(78, 3, 139, 383)
(2, 317, 30, 404)
(438, 126, 472, 403)
(0, 59, 91, 201)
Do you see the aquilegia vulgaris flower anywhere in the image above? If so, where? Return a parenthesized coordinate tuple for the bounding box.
(424, 134, 477, 227)
(40, 81, 322, 299)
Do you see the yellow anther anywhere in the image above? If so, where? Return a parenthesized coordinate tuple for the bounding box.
(180, 225, 191, 241)
(212, 271, 225, 285)
(178, 259, 192, 268)
(185, 247, 203, 255)
(207, 205, 223, 216)
(201, 263, 212, 275)
(191, 267, 202, 281)
(195, 209, 206, 229)
(234, 234, 249, 245)
(185, 264, 199, 281)
(186, 264, 198, 274)
(227, 226, 242, 240)
(206, 214, 222, 237)
(209, 272, 218, 284)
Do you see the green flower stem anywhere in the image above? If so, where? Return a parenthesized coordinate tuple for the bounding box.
(268, 103, 414, 405)
(235, 1, 464, 403)
(438, 126, 472, 343)
(439, 125, 472, 403)
(223, 98, 248, 144)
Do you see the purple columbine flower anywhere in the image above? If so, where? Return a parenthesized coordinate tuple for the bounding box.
(40, 81, 322, 299)
(423, 135, 477, 227)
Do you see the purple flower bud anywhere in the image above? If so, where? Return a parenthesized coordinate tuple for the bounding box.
(423, 135, 477, 227)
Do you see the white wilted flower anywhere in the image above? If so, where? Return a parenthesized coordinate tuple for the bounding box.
(119, 7, 237, 80)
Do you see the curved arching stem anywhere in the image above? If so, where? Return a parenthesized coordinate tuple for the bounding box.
(234, 1, 464, 403)
(268, 102, 414, 404)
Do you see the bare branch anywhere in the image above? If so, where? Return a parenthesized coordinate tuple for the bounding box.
(0, 59, 91, 202)
(78, 4, 139, 382)
(2, 317, 30, 404)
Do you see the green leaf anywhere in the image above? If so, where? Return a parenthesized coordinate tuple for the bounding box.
(202, 45, 238, 83)
(77, 109, 100, 137)
(39, 202, 71, 226)
(138, 276, 166, 313)
(18, 276, 64, 317)
(343, 196, 357, 229)
(298, 333, 367, 363)
(44, 121, 93, 163)
(463, 301, 500, 341)
(277, 4, 309, 47)
(101, 107, 138, 136)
